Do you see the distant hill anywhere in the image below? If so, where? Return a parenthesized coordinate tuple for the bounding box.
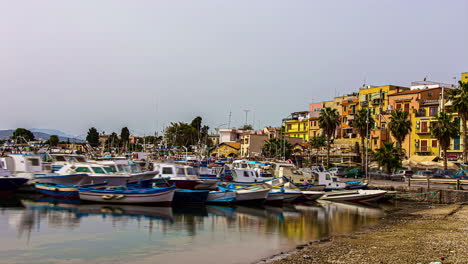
(0, 129, 85, 143)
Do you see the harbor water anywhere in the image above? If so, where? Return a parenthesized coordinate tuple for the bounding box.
(0, 194, 387, 264)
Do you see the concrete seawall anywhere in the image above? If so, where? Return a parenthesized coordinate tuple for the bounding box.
(370, 184, 468, 204)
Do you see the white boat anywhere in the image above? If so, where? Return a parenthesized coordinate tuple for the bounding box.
(266, 189, 284, 203)
(152, 163, 217, 190)
(320, 189, 387, 203)
(282, 188, 303, 202)
(78, 186, 176, 205)
(206, 190, 236, 203)
(231, 168, 270, 183)
(298, 191, 325, 201)
(234, 187, 270, 203)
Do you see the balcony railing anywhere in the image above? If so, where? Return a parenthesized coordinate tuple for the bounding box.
(360, 101, 368, 106)
(421, 99, 439, 105)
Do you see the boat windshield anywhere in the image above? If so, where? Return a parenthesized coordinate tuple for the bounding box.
(92, 167, 106, 174)
(104, 166, 115, 173)
(54, 156, 67, 162)
(74, 156, 87, 162)
(176, 168, 186, 176)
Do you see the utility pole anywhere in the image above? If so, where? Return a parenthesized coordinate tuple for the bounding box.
(243, 109, 250, 127)
(228, 111, 232, 129)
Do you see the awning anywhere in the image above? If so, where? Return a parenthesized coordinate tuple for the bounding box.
(408, 155, 437, 163)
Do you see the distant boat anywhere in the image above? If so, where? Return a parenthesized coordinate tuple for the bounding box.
(320, 189, 387, 203)
(218, 185, 270, 204)
(78, 186, 176, 205)
(34, 182, 107, 198)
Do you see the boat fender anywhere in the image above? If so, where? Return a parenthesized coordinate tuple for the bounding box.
(102, 194, 114, 200)
(115, 195, 125, 200)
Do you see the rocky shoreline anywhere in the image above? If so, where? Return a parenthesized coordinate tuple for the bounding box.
(256, 201, 468, 264)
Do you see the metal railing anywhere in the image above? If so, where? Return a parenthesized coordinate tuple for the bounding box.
(407, 178, 468, 190)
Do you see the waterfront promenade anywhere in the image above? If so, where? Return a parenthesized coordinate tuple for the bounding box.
(268, 202, 468, 264)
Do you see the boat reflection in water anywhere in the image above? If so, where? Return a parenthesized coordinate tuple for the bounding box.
(1, 195, 387, 264)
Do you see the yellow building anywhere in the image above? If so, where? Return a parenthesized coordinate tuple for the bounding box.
(283, 111, 309, 142)
(358, 85, 410, 149)
(461, 72, 468, 83)
(209, 142, 240, 158)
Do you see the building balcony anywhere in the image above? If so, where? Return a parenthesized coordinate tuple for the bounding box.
(421, 99, 439, 106)
(416, 130, 431, 135)
(360, 101, 369, 107)
(370, 129, 388, 141)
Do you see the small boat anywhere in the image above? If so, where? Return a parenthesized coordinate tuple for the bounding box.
(206, 190, 236, 203)
(281, 188, 303, 202)
(152, 163, 217, 190)
(345, 180, 368, 190)
(297, 190, 325, 201)
(219, 185, 270, 204)
(173, 189, 209, 204)
(34, 182, 107, 198)
(78, 186, 176, 205)
(320, 189, 387, 203)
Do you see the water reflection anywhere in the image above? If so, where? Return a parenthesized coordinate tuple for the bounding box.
(0, 195, 388, 264)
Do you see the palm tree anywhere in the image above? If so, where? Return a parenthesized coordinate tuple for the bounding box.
(388, 110, 412, 153)
(262, 138, 292, 159)
(447, 81, 468, 163)
(318, 107, 340, 167)
(353, 109, 375, 168)
(431, 112, 459, 170)
(373, 142, 401, 173)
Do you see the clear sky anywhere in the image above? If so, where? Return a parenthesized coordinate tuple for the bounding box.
(1, 0, 467, 137)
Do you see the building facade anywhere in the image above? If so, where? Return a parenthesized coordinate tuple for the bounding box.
(283, 111, 309, 142)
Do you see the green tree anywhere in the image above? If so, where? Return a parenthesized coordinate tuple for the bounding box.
(388, 110, 412, 153)
(373, 142, 401, 173)
(190, 116, 203, 132)
(105, 132, 120, 152)
(120, 127, 130, 150)
(240, 124, 254, 130)
(353, 109, 375, 168)
(86, 127, 100, 148)
(12, 128, 35, 142)
(262, 138, 293, 159)
(447, 81, 468, 163)
(49, 135, 59, 146)
(164, 122, 197, 148)
(431, 112, 459, 170)
(318, 107, 340, 167)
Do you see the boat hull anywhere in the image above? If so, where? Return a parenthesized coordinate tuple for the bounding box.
(35, 183, 79, 198)
(78, 187, 175, 205)
(0, 177, 29, 191)
(34, 174, 90, 185)
(207, 191, 236, 203)
(235, 188, 269, 204)
(265, 191, 284, 204)
(320, 190, 387, 203)
(173, 189, 209, 204)
(297, 191, 324, 201)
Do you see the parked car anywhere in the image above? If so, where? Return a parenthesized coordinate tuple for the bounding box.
(328, 167, 345, 176)
(390, 170, 414, 181)
(433, 170, 455, 178)
(345, 168, 365, 178)
(413, 170, 434, 179)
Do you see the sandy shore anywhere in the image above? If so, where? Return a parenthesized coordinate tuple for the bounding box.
(260, 202, 468, 264)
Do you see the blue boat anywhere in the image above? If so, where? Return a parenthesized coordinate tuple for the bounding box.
(78, 186, 176, 205)
(34, 182, 107, 198)
(173, 189, 209, 204)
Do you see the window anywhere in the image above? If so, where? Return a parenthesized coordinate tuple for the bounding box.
(244, 171, 250, 177)
(432, 140, 438, 148)
(104, 167, 115, 173)
(55, 156, 67, 161)
(325, 173, 331, 180)
(75, 156, 86, 162)
(421, 122, 428, 133)
(76, 167, 91, 173)
(429, 107, 438, 117)
(92, 167, 105, 174)
(28, 159, 40, 166)
(176, 168, 185, 175)
(404, 104, 410, 112)
(343, 106, 347, 112)
(454, 137, 461, 150)
(162, 167, 173, 174)
(396, 104, 401, 110)
(287, 124, 292, 130)
(343, 117, 347, 123)
(186, 168, 197, 175)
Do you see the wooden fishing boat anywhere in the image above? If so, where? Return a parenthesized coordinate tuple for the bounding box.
(265, 189, 284, 204)
(297, 190, 325, 201)
(320, 189, 387, 203)
(78, 186, 176, 205)
(206, 190, 236, 203)
(34, 182, 107, 198)
(218, 185, 270, 204)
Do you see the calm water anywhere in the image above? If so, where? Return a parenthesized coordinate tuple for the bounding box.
(0, 194, 387, 264)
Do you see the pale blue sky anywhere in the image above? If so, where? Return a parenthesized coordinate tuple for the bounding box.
(1, 0, 467, 136)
